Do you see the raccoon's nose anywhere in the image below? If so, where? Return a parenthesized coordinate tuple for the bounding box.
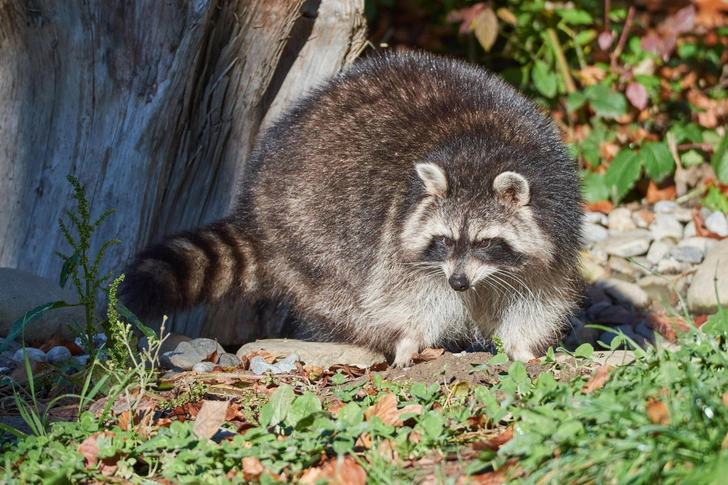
(448, 274, 469, 291)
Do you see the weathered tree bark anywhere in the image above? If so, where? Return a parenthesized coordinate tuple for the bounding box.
(0, 0, 366, 345)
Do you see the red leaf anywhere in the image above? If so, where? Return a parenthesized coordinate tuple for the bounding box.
(626, 82, 649, 110)
(582, 365, 613, 394)
(663, 5, 696, 35)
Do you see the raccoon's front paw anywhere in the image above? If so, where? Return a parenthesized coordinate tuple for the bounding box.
(392, 336, 421, 368)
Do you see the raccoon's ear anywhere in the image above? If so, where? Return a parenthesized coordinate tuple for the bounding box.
(493, 171, 530, 207)
(415, 163, 448, 197)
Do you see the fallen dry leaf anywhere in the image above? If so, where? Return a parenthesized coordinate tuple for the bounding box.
(646, 399, 671, 425)
(586, 200, 615, 214)
(364, 394, 422, 426)
(78, 431, 121, 475)
(472, 427, 514, 451)
(37, 332, 85, 355)
(242, 456, 265, 481)
(10, 360, 47, 382)
(192, 400, 230, 439)
(646, 312, 692, 341)
(582, 365, 614, 394)
(723, 391, 728, 408)
(645, 181, 677, 203)
(299, 456, 366, 485)
(459, 470, 507, 485)
(412, 347, 445, 363)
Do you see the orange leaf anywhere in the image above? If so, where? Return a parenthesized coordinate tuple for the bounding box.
(582, 365, 613, 394)
(586, 200, 614, 214)
(472, 427, 514, 451)
(646, 399, 671, 425)
(460, 470, 507, 485)
(299, 456, 366, 485)
(645, 181, 677, 203)
(722, 391, 728, 408)
(77, 432, 116, 468)
(242, 456, 265, 480)
(364, 394, 422, 426)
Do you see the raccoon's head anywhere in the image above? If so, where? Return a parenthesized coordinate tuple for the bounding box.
(401, 162, 555, 292)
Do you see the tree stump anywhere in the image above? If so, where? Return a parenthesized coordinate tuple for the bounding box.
(0, 0, 367, 345)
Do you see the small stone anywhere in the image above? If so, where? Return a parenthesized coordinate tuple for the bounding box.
(649, 213, 684, 241)
(678, 237, 718, 255)
(589, 246, 609, 263)
(608, 256, 635, 276)
(160, 351, 205, 370)
(12, 348, 47, 363)
(75, 355, 91, 365)
(583, 223, 609, 244)
(250, 356, 282, 374)
(700, 207, 713, 221)
(174, 341, 194, 353)
(607, 208, 636, 232)
(187, 338, 226, 356)
(580, 255, 609, 283)
(595, 229, 653, 258)
(687, 238, 728, 314)
(654, 201, 678, 213)
(630, 257, 653, 276)
(637, 275, 678, 309)
(218, 353, 242, 367)
(671, 245, 703, 264)
(46, 346, 72, 364)
(586, 302, 640, 326)
(646, 240, 675, 265)
(631, 210, 653, 228)
(656, 258, 683, 275)
(585, 211, 608, 226)
(705, 211, 728, 237)
(0, 338, 21, 354)
(595, 278, 651, 309)
(192, 362, 216, 373)
(683, 221, 696, 239)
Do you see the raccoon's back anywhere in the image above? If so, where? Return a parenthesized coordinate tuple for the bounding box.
(239, 51, 581, 274)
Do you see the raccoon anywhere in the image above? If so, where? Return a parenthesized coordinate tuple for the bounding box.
(119, 51, 584, 367)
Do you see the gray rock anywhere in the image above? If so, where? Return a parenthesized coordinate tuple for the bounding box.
(218, 353, 242, 367)
(687, 238, 728, 314)
(683, 221, 697, 239)
(187, 338, 226, 357)
(656, 258, 683, 275)
(705, 211, 728, 237)
(595, 278, 651, 309)
(654, 201, 678, 213)
(12, 348, 47, 363)
(671, 245, 704, 264)
(595, 229, 653, 258)
(630, 257, 653, 276)
(192, 362, 216, 373)
(174, 341, 195, 353)
(585, 211, 608, 226)
(75, 355, 91, 365)
(0, 268, 92, 344)
(237, 339, 387, 369)
(160, 351, 205, 370)
(0, 338, 21, 354)
(631, 211, 652, 229)
(589, 246, 609, 262)
(649, 213, 684, 241)
(564, 317, 601, 348)
(608, 208, 635, 232)
(46, 346, 72, 364)
(584, 223, 609, 244)
(249, 355, 297, 375)
(646, 240, 675, 265)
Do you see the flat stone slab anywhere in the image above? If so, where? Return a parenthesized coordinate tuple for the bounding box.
(688, 238, 728, 315)
(236, 339, 387, 369)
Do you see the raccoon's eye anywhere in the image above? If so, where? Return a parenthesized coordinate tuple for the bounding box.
(443, 237, 454, 247)
(476, 239, 492, 249)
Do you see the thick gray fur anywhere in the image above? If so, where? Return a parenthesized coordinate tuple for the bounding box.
(119, 51, 584, 366)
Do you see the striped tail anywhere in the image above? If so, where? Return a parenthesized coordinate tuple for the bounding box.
(118, 219, 253, 322)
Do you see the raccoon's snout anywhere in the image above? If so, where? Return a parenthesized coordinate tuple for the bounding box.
(448, 274, 469, 291)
